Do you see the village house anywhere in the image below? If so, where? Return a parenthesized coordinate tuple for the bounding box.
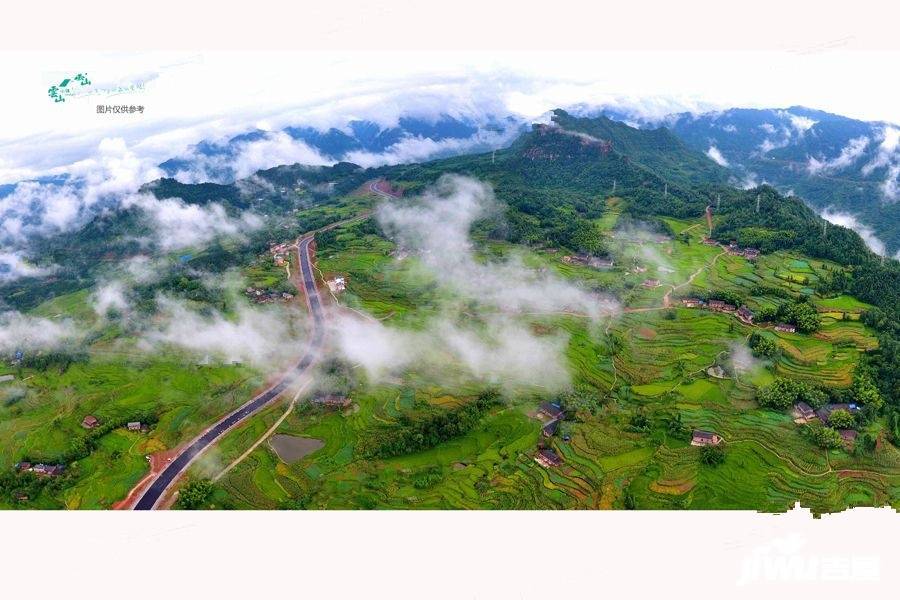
(722, 304, 737, 313)
(0, 374, 14, 383)
(702, 237, 719, 246)
(534, 447, 563, 468)
(706, 364, 728, 379)
(15, 461, 31, 472)
(775, 323, 797, 333)
(691, 429, 722, 447)
(736, 306, 754, 324)
(681, 298, 704, 308)
(81, 415, 99, 429)
(312, 394, 352, 409)
(839, 429, 858, 448)
(31, 463, 65, 477)
(326, 277, 346, 294)
(815, 403, 859, 424)
(742, 248, 761, 260)
(708, 300, 725, 311)
(633, 265, 648, 274)
(792, 402, 817, 424)
(642, 279, 661, 288)
(538, 402, 565, 422)
(542, 420, 559, 438)
(274, 254, 286, 266)
(127, 422, 142, 431)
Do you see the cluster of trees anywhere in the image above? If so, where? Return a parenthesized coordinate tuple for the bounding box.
(13, 349, 89, 373)
(176, 479, 215, 509)
(748, 332, 779, 358)
(0, 468, 69, 505)
(757, 371, 883, 416)
(700, 444, 726, 466)
(358, 390, 502, 459)
(753, 299, 822, 333)
(756, 378, 828, 410)
(801, 421, 844, 449)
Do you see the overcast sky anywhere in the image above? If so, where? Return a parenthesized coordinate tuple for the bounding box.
(1, 1, 898, 183)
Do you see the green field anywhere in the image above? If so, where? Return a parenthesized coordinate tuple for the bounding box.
(2, 184, 895, 513)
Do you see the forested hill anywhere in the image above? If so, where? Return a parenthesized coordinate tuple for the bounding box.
(548, 109, 730, 186)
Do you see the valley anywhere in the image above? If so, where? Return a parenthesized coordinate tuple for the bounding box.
(1, 112, 899, 513)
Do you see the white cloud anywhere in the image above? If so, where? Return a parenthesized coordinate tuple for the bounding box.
(821, 209, 886, 256)
(806, 136, 869, 174)
(327, 174, 620, 391)
(170, 132, 332, 184)
(331, 312, 571, 391)
(92, 281, 130, 317)
(706, 145, 729, 166)
(0, 311, 81, 353)
(0, 251, 57, 282)
(376, 175, 620, 320)
(123, 193, 263, 251)
(142, 297, 307, 368)
(780, 111, 817, 134)
(860, 126, 900, 202)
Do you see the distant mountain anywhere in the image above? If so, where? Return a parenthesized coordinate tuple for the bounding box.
(598, 106, 900, 255)
(158, 114, 524, 183)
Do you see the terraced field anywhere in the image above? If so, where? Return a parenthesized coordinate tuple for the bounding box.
(202, 210, 897, 513)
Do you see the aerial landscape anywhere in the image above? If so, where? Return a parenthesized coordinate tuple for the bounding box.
(2, 101, 899, 513)
(7, 3, 900, 598)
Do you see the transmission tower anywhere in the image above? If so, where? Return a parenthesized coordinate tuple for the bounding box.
(756, 194, 761, 214)
(664, 183, 668, 199)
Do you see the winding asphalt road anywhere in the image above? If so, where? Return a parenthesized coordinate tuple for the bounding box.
(133, 236, 325, 510)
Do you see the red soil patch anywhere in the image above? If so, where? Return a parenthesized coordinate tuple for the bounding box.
(637, 327, 657, 340)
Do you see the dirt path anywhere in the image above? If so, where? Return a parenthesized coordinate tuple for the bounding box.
(212, 380, 310, 483)
(662, 250, 727, 308)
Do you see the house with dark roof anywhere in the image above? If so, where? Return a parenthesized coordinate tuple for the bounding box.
(708, 300, 725, 311)
(535, 447, 563, 468)
(792, 402, 817, 424)
(31, 464, 64, 477)
(691, 429, 722, 447)
(775, 323, 796, 333)
(815, 403, 859, 424)
(538, 402, 565, 421)
(542, 420, 559, 438)
(312, 394, 352, 409)
(736, 306, 754, 324)
(838, 429, 858, 448)
(81, 415, 99, 429)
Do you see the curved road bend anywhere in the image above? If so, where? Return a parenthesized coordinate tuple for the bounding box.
(133, 236, 325, 510)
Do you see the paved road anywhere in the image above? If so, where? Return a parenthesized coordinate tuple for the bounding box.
(133, 236, 325, 510)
